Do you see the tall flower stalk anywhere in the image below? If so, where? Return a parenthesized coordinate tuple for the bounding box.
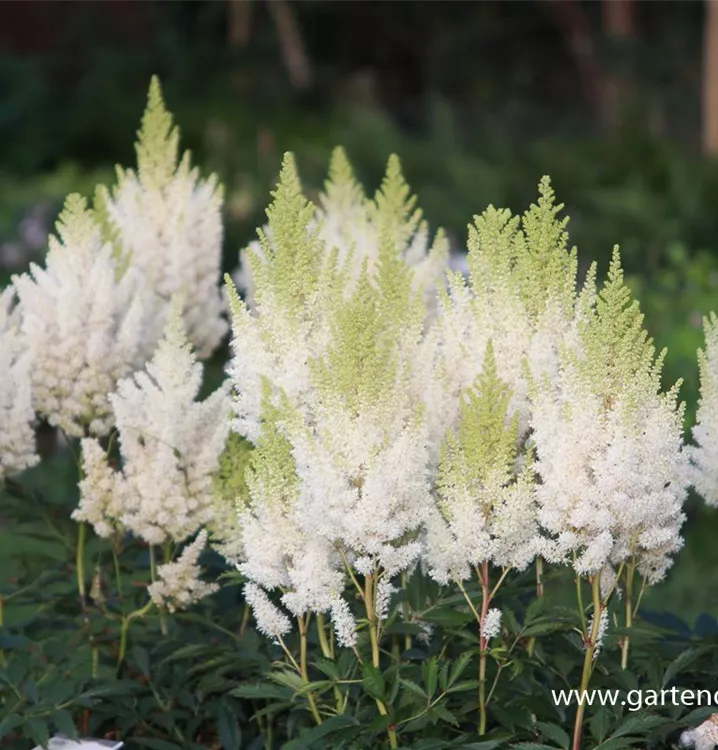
(531, 247, 688, 748)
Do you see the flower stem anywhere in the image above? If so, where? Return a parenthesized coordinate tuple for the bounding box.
(317, 612, 344, 713)
(478, 560, 490, 736)
(365, 573, 398, 749)
(298, 614, 322, 726)
(621, 560, 635, 670)
(527, 557, 544, 657)
(117, 600, 154, 671)
(400, 571, 412, 653)
(76, 522, 87, 603)
(571, 576, 602, 750)
(239, 601, 251, 638)
(316, 612, 332, 659)
(149, 545, 168, 636)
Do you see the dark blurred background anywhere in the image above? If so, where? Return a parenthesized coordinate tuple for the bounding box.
(1, 0, 717, 620)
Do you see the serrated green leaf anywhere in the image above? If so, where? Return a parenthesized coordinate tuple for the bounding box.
(449, 651, 474, 688)
(423, 657, 439, 699)
(431, 701, 458, 726)
(232, 682, 293, 700)
(399, 678, 427, 700)
(662, 648, 708, 688)
(590, 704, 612, 743)
(25, 718, 50, 749)
(217, 702, 242, 750)
(283, 714, 361, 749)
(537, 721, 570, 749)
(53, 710, 78, 739)
(362, 662, 386, 702)
(610, 713, 667, 738)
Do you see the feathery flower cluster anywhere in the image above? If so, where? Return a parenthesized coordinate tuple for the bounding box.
(422, 180, 583, 585)
(481, 608, 503, 641)
(13, 195, 148, 437)
(585, 608, 609, 659)
(425, 178, 580, 457)
(688, 312, 718, 506)
(148, 530, 219, 613)
(234, 147, 448, 317)
(97, 77, 227, 359)
(0, 287, 38, 478)
(74, 305, 230, 544)
(424, 341, 539, 584)
(220, 159, 691, 646)
(531, 248, 688, 583)
(225, 153, 441, 645)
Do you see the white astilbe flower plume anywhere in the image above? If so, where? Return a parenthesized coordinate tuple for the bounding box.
(231, 387, 346, 632)
(148, 530, 218, 613)
(316, 148, 448, 315)
(74, 304, 231, 543)
(585, 607, 609, 659)
(688, 312, 718, 506)
(233, 148, 448, 319)
(424, 341, 539, 584)
(224, 152, 438, 644)
(13, 194, 148, 437)
(531, 247, 688, 583)
(244, 582, 292, 641)
(424, 178, 581, 465)
(481, 608, 502, 641)
(0, 287, 38, 478)
(98, 77, 227, 359)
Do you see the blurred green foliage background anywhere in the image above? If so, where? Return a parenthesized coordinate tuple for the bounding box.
(1, 0, 717, 621)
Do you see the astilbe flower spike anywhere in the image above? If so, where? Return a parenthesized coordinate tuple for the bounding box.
(234, 147, 449, 317)
(424, 340, 539, 585)
(148, 530, 219, 613)
(222, 152, 439, 648)
(12, 194, 148, 437)
(96, 76, 227, 359)
(423, 177, 581, 463)
(74, 302, 231, 545)
(0, 287, 38, 478)
(688, 312, 718, 505)
(531, 246, 688, 584)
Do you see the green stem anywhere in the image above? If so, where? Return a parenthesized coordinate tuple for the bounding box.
(400, 571, 412, 653)
(112, 547, 125, 616)
(239, 601, 251, 638)
(478, 560, 490, 736)
(316, 612, 332, 659)
(575, 569, 587, 634)
(76, 522, 87, 602)
(298, 614, 322, 726)
(149, 545, 168, 636)
(317, 613, 344, 713)
(365, 574, 398, 749)
(621, 560, 635, 670)
(527, 557, 544, 658)
(117, 600, 154, 670)
(571, 576, 602, 750)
